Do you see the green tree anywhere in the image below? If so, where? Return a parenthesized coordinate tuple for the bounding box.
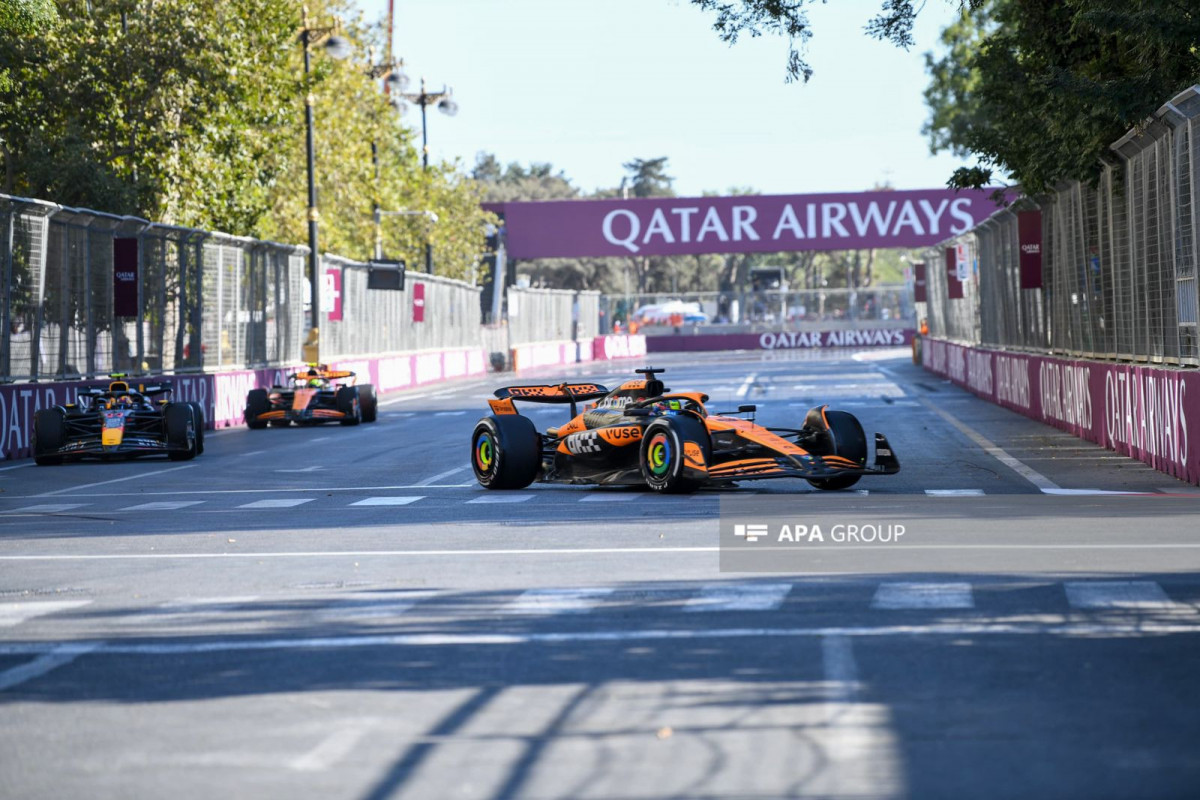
(472, 154, 579, 202)
(623, 157, 674, 198)
(923, 0, 1200, 192)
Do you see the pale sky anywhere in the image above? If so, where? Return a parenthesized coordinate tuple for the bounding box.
(350, 0, 976, 198)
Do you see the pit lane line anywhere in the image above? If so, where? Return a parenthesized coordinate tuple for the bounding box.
(33, 464, 199, 497)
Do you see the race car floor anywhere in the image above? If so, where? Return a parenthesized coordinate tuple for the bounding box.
(2, 348, 1199, 799)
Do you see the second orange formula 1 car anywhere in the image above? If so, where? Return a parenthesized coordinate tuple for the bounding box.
(245, 364, 377, 428)
(471, 367, 899, 493)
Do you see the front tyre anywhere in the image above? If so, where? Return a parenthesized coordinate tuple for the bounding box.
(640, 416, 709, 494)
(165, 402, 198, 461)
(336, 386, 362, 426)
(359, 384, 378, 423)
(186, 402, 206, 455)
(472, 414, 540, 490)
(807, 409, 867, 491)
(245, 389, 269, 429)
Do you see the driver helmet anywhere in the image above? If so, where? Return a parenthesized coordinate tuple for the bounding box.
(308, 378, 323, 388)
(653, 399, 683, 414)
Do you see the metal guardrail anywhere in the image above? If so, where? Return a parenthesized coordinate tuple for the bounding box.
(506, 286, 601, 346)
(921, 85, 1200, 368)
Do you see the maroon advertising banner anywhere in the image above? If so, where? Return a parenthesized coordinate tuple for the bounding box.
(412, 282, 426, 323)
(647, 328, 914, 353)
(323, 267, 343, 322)
(913, 261, 927, 302)
(486, 188, 1007, 259)
(1017, 210, 1043, 289)
(113, 237, 139, 317)
(922, 338, 1200, 486)
(945, 247, 963, 299)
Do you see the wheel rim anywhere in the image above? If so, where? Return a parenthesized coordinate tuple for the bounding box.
(646, 431, 671, 478)
(475, 431, 495, 475)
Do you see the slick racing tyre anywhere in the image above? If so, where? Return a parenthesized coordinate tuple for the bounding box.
(337, 386, 362, 426)
(165, 402, 198, 461)
(33, 407, 66, 466)
(245, 389, 270, 429)
(186, 402, 206, 454)
(807, 409, 867, 491)
(640, 416, 709, 494)
(359, 384, 378, 423)
(472, 414, 540, 490)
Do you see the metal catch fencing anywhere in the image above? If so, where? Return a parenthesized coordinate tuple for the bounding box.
(599, 288, 915, 334)
(506, 286, 601, 346)
(921, 85, 1200, 368)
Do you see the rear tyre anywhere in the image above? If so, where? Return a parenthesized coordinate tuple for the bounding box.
(336, 386, 361, 426)
(245, 389, 270, 430)
(640, 416, 709, 494)
(33, 407, 66, 466)
(472, 414, 540, 490)
(165, 402, 198, 461)
(186, 402, 206, 455)
(268, 419, 292, 427)
(807, 409, 867, 491)
(359, 384, 377, 423)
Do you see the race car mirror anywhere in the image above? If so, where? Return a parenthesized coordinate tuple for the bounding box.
(367, 260, 406, 291)
(624, 408, 652, 417)
(738, 405, 757, 413)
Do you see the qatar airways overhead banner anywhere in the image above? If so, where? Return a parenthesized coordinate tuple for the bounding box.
(486, 188, 1005, 259)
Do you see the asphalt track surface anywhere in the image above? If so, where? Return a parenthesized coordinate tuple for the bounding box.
(2, 348, 1200, 799)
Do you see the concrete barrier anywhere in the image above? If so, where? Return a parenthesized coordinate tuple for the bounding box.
(922, 337, 1200, 486)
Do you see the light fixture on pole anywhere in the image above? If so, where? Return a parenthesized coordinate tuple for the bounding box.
(397, 77, 458, 274)
(299, 5, 350, 362)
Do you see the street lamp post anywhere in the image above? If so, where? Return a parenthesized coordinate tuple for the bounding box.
(299, 6, 350, 362)
(399, 77, 458, 274)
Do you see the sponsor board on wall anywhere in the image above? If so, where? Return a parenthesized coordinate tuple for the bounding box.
(647, 329, 914, 353)
(922, 338, 1199, 485)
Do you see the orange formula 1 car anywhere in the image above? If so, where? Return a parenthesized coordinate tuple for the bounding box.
(244, 364, 377, 428)
(471, 367, 899, 493)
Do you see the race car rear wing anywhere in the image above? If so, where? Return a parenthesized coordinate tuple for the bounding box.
(491, 383, 610, 419)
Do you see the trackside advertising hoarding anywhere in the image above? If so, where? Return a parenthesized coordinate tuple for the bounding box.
(923, 338, 1200, 485)
(648, 328, 915, 353)
(486, 189, 1007, 259)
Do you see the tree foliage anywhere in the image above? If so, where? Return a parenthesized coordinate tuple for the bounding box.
(0, 0, 490, 281)
(924, 0, 1200, 192)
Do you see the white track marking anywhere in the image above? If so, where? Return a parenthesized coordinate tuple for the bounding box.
(13, 617, 1200, 658)
(735, 372, 758, 399)
(684, 583, 792, 612)
(871, 582, 974, 610)
(8, 504, 88, 513)
(433, 411, 466, 417)
(14, 542, 1200, 563)
(314, 591, 438, 620)
(274, 466, 325, 473)
(240, 450, 268, 457)
(349, 496, 425, 507)
(466, 493, 534, 504)
(289, 726, 372, 772)
(120, 501, 205, 511)
(237, 498, 315, 509)
(1041, 488, 1149, 496)
(917, 397, 1061, 492)
(505, 587, 615, 615)
(0, 599, 92, 627)
(34, 464, 198, 497)
(309, 436, 331, 443)
(0, 642, 101, 691)
(925, 489, 985, 496)
(0, 462, 34, 472)
(413, 466, 468, 487)
(1064, 581, 1179, 609)
(579, 493, 639, 502)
